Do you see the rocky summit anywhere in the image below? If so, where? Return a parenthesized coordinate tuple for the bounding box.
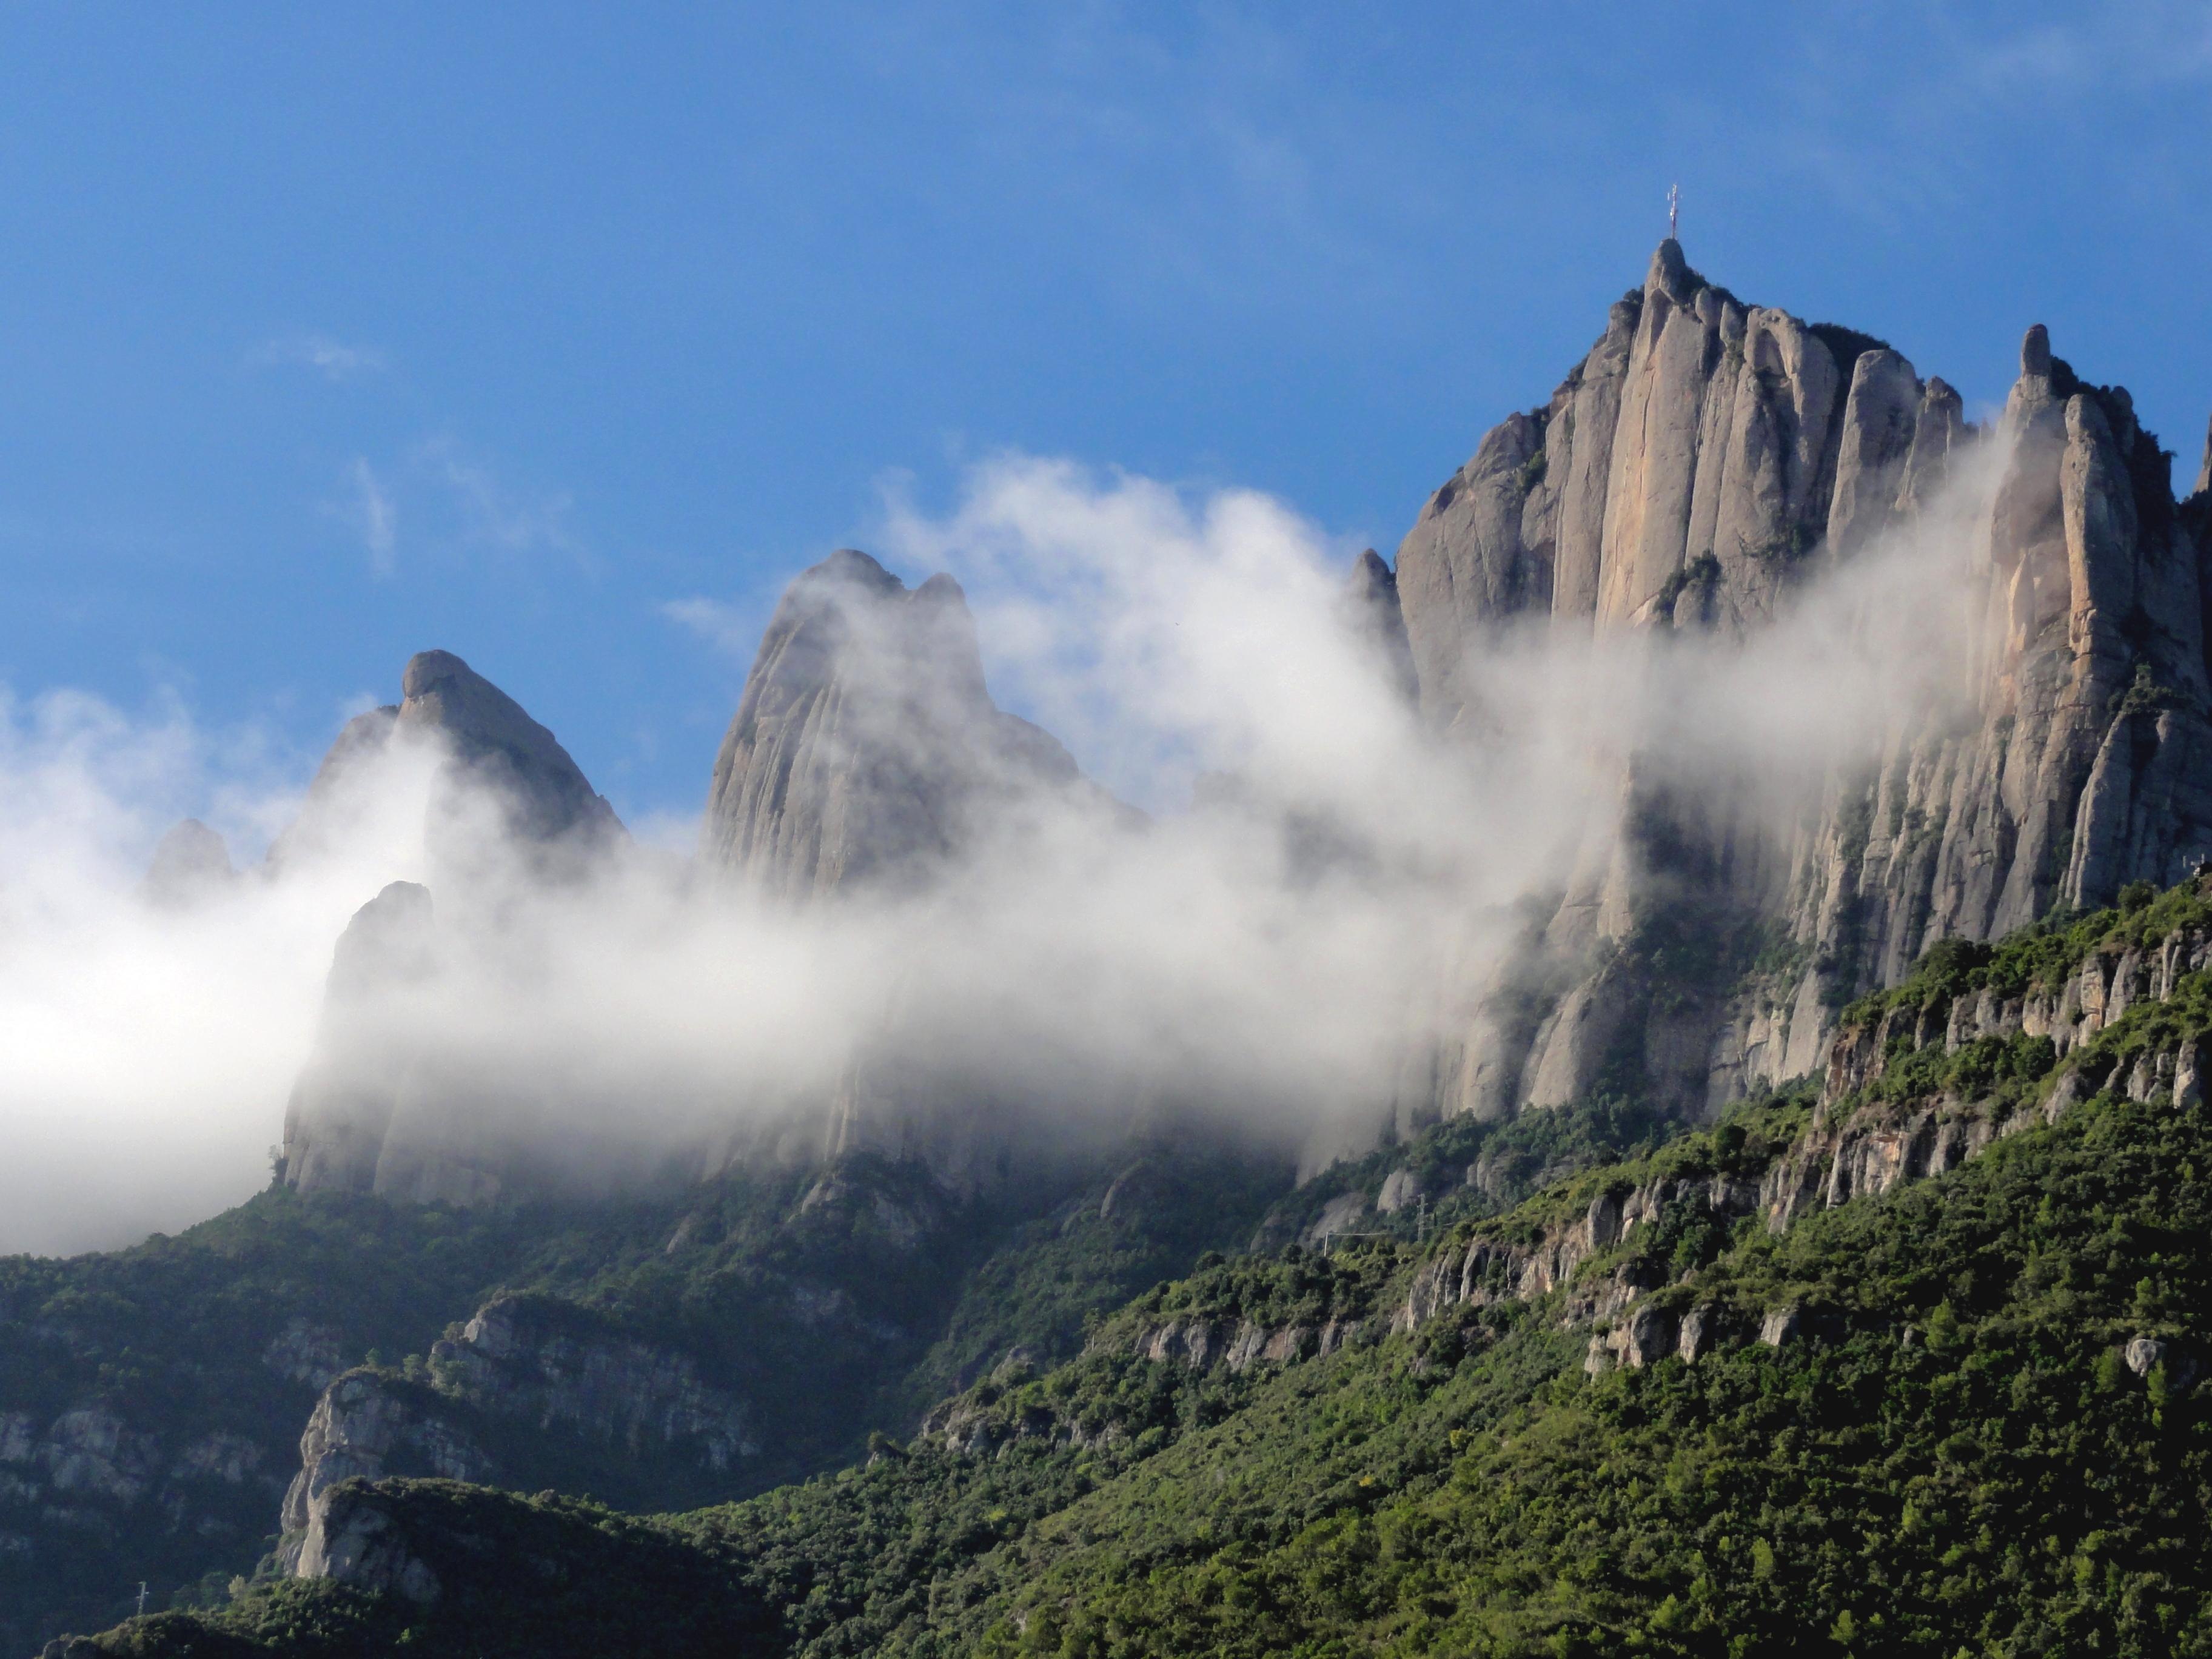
(10, 243, 2212, 1658)
(702, 548, 1088, 899)
(1387, 241, 2212, 1130)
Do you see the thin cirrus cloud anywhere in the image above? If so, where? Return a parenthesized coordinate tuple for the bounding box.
(661, 597, 758, 656)
(413, 437, 581, 559)
(249, 332, 389, 381)
(332, 457, 398, 577)
(322, 443, 588, 577)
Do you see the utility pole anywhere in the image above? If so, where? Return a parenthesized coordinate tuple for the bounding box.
(1668, 183, 1681, 241)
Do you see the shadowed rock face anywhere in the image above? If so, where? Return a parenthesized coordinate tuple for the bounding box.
(702, 549, 1081, 899)
(397, 649, 622, 865)
(1386, 243, 2212, 1127)
(280, 882, 441, 1199)
(1339, 549, 1418, 706)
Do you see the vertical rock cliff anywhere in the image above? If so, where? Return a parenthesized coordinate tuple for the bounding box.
(1388, 240, 2212, 1125)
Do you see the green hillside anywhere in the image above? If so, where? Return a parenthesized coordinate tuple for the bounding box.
(74, 1073, 2212, 1652)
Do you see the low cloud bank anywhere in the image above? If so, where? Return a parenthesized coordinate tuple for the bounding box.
(0, 445, 2000, 1255)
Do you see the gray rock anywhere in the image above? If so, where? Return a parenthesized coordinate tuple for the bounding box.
(1621, 1301, 1677, 1369)
(1392, 247, 2212, 1126)
(280, 883, 438, 1198)
(268, 651, 621, 879)
(1395, 409, 1554, 728)
(278, 1369, 492, 1569)
(1677, 1304, 1717, 1364)
(397, 650, 623, 876)
(1759, 1305, 1801, 1347)
(1825, 349, 1922, 557)
(1376, 1168, 1421, 1214)
(141, 818, 233, 906)
(427, 1295, 756, 1470)
(295, 1483, 441, 1603)
(2120, 1335, 2197, 1386)
(263, 1319, 347, 1390)
(1304, 1190, 1370, 1245)
(702, 549, 1088, 899)
(1339, 549, 1419, 706)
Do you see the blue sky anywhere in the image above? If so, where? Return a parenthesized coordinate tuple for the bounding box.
(3, 2, 2209, 830)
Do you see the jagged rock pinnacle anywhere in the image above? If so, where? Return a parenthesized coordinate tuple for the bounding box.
(702, 548, 1084, 899)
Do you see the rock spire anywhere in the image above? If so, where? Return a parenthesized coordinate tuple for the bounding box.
(702, 549, 1084, 898)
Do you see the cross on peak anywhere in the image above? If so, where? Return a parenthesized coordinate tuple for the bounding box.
(1667, 183, 1681, 241)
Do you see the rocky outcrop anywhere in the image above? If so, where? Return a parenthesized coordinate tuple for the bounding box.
(1386, 241, 2212, 1124)
(1339, 549, 1418, 706)
(427, 1295, 756, 1471)
(278, 1295, 754, 1578)
(263, 1319, 347, 1390)
(278, 1370, 493, 1570)
(1395, 241, 1946, 679)
(269, 650, 620, 879)
(270, 651, 633, 1204)
(1116, 894, 2212, 1395)
(702, 549, 1085, 899)
(280, 882, 447, 1199)
(0, 1401, 282, 1591)
(1122, 1314, 1367, 1375)
(294, 1480, 443, 1601)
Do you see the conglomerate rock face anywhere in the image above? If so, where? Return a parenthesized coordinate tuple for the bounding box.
(1388, 241, 2212, 1126)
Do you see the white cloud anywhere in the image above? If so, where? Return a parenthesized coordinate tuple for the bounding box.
(661, 596, 760, 656)
(334, 457, 398, 577)
(251, 332, 389, 381)
(0, 445, 2009, 1255)
(414, 437, 580, 558)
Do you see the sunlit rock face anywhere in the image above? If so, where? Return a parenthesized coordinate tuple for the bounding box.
(1390, 241, 2212, 1126)
(701, 548, 1084, 900)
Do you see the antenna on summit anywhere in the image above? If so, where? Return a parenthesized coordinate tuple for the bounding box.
(1667, 183, 1680, 241)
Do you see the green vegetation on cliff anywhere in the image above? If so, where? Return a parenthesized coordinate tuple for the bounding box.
(95, 1063, 2212, 1657)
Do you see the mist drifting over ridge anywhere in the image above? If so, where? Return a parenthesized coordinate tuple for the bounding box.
(0, 417, 2008, 1256)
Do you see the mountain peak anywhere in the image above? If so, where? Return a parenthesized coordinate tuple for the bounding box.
(703, 549, 1081, 899)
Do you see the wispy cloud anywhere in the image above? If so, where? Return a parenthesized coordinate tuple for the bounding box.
(334, 457, 397, 577)
(250, 332, 389, 381)
(415, 437, 579, 558)
(661, 597, 759, 655)
(1954, 3, 2212, 98)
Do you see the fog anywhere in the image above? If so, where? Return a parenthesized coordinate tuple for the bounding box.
(0, 443, 2002, 1256)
